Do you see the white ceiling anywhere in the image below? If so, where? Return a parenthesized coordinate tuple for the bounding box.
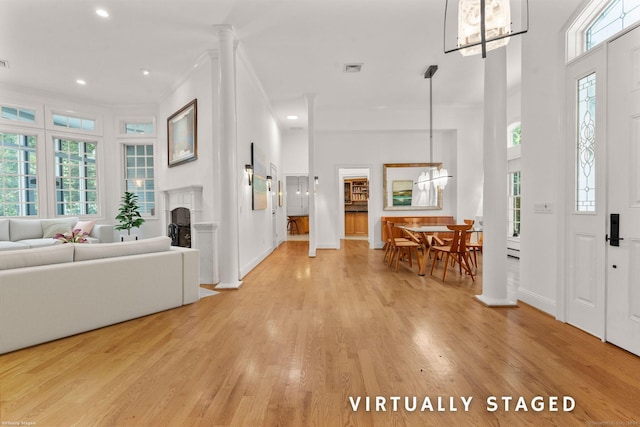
(0, 0, 529, 131)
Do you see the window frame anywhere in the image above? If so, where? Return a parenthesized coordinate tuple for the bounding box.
(46, 131, 104, 219)
(46, 107, 103, 136)
(116, 116, 157, 138)
(0, 125, 45, 217)
(121, 141, 157, 218)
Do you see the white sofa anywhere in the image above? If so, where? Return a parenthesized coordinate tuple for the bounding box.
(0, 236, 200, 354)
(0, 217, 114, 251)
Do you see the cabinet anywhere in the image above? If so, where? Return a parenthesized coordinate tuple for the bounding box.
(344, 178, 368, 204)
(345, 212, 368, 235)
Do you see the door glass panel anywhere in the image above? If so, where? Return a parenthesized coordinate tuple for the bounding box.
(577, 73, 597, 212)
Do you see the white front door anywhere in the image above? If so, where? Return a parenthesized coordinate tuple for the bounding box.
(565, 46, 607, 338)
(605, 27, 640, 356)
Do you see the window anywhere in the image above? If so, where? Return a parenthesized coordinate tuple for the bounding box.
(1, 106, 36, 124)
(0, 132, 38, 216)
(52, 113, 96, 132)
(54, 138, 98, 215)
(510, 124, 521, 147)
(508, 172, 521, 237)
(124, 144, 155, 215)
(586, 0, 640, 51)
(576, 73, 596, 212)
(124, 122, 154, 135)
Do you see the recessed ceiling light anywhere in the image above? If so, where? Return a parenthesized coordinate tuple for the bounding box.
(96, 9, 109, 18)
(344, 63, 363, 73)
(287, 115, 298, 120)
(76, 79, 87, 85)
(140, 68, 150, 76)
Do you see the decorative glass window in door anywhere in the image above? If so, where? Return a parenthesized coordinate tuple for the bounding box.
(586, 0, 640, 51)
(577, 73, 596, 212)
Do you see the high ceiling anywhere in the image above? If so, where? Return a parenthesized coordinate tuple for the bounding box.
(0, 0, 525, 131)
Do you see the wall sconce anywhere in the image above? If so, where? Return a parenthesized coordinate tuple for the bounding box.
(245, 164, 253, 186)
(444, 0, 529, 58)
(266, 175, 273, 191)
(314, 176, 319, 185)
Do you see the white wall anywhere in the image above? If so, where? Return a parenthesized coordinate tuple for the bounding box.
(302, 105, 482, 249)
(519, 0, 584, 315)
(236, 53, 284, 276)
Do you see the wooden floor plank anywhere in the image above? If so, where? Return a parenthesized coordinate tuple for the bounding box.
(1, 240, 639, 426)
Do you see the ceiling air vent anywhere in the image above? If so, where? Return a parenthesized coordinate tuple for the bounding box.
(343, 63, 362, 73)
(0, 59, 9, 69)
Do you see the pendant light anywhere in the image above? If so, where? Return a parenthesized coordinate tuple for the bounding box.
(424, 65, 452, 191)
(444, 0, 529, 59)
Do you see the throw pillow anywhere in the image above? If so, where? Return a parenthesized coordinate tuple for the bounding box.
(74, 220, 96, 235)
(41, 220, 73, 238)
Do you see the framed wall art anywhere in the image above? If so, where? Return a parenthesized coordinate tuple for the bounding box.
(167, 99, 197, 167)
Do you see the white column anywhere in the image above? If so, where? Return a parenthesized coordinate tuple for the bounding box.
(475, 47, 516, 307)
(215, 25, 242, 289)
(306, 93, 317, 257)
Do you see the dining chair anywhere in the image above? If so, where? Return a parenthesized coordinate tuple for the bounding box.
(429, 224, 475, 282)
(467, 231, 483, 268)
(385, 221, 421, 272)
(382, 220, 408, 264)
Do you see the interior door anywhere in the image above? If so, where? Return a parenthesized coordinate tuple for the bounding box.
(270, 164, 278, 249)
(606, 27, 640, 356)
(565, 46, 607, 338)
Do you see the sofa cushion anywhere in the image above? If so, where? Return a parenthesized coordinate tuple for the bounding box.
(0, 241, 28, 251)
(9, 219, 44, 241)
(41, 218, 76, 238)
(0, 244, 74, 270)
(17, 238, 60, 248)
(74, 236, 171, 262)
(0, 219, 9, 241)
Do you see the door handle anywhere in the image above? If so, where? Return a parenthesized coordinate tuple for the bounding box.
(607, 213, 624, 246)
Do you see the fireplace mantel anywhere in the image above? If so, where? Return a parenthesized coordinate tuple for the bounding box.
(161, 185, 218, 284)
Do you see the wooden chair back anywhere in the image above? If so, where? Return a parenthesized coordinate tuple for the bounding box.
(446, 224, 472, 253)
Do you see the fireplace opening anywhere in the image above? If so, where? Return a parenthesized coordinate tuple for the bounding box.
(169, 207, 191, 248)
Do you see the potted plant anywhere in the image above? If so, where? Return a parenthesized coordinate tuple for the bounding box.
(115, 191, 145, 240)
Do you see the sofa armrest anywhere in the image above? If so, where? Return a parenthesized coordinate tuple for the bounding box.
(90, 224, 114, 243)
(170, 246, 200, 304)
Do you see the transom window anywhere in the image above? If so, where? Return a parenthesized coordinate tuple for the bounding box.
(0, 132, 38, 216)
(54, 138, 98, 215)
(125, 122, 154, 135)
(52, 113, 96, 132)
(1, 106, 36, 124)
(124, 144, 155, 215)
(586, 0, 640, 51)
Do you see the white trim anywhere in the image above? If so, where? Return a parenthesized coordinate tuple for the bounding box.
(0, 100, 44, 129)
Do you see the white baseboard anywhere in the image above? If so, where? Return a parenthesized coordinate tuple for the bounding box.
(517, 287, 557, 316)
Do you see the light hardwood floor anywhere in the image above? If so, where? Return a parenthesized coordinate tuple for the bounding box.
(1, 240, 639, 426)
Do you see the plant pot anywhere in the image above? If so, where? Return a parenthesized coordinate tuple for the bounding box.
(121, 235, 139, 242)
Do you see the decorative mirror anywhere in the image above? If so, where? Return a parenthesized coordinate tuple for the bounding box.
(383, 163, 443, 210)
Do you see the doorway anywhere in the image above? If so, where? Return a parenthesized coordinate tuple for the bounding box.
(339, 168, 370, 242)
(565, 26, 640, 356)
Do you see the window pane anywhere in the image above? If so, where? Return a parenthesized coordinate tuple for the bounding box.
(54, 137, 99, 215)
(123, 144, 155, 215)
(0, 132, 38, 216)
(586, 0, 640, 50)
(577, 73, 596, 212)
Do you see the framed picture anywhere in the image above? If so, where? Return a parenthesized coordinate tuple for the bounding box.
(168, 99, 197, 167)
(251, 142, 268, 210)
(383, 163, 443, 210)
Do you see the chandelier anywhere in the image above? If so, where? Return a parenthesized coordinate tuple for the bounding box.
(444, 0, 529, 58)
